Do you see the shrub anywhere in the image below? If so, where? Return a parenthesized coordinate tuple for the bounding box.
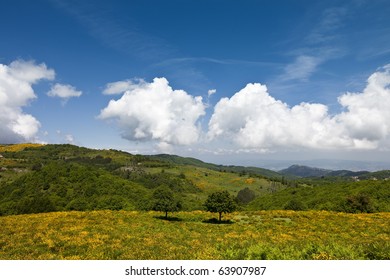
(284, 199, 307, 211)
(236, 187, 256, 204)
(342, 193, 375, 213)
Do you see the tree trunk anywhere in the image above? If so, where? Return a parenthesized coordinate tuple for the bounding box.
(165, 211, 168, 219)
(219, 212, 222, 222)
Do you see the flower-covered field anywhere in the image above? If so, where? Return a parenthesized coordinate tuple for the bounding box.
(0, 210, 388, 260)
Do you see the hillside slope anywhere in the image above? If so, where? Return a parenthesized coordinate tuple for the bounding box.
(151, 154, 283, 179)
(248, 179, 390, 212)
(0, 144, 287, 215)
(1, 144, 389, 216)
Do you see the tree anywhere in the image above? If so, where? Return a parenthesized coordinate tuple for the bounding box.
(204, 190, 237, 222)
(236, 187, 256, 204)
(152, 186, 182, 219)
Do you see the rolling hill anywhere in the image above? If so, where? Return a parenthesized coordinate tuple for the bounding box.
(279, 164, 331, 177)
(0, 143, 389, 216)
(150, 154, 283, 179)
(0, 144, 289, 215)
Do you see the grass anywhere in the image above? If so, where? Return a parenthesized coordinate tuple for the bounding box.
(0, 143, 44, 152)
(148, 165, 285, 195)
(0, 210, 388, 260)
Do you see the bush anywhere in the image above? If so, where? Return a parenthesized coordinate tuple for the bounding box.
(236, 187, 256, 204)
(16, 195, 56, 214)
(342, 193, 375, 213)
(284, 199, 307, 211)
(66, 198, 90, 211)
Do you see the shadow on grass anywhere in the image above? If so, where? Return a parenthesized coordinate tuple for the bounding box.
(153, 216, 183, 222)
(202, 218, 234, 224)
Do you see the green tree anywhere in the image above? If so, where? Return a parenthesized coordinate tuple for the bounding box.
(236, 187, 256, 204)
(204, 190, 237, 222)
(152, 186, 182, 218)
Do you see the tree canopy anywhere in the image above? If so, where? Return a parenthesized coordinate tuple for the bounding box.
(204, 190, 237, 222)
(152, 186, 182, 218)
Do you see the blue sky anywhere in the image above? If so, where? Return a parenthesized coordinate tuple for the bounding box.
(1, 0, 390, 169)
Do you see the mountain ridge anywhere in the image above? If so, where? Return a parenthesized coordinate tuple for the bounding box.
(278, 164, 390, 180)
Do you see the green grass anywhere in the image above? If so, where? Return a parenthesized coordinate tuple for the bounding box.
(148, 166, 285, 195)
(0, 143, 44, 152)
(1, 210, 388, 260)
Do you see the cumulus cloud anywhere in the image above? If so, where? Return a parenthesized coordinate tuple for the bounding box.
(208, 65, 390, 151)
(99, 77, 206, 147)
(208, 83, 336, 150)
(47, 83, 82, 99)
(336, 65, 390, 148)
(0, 60, 55, 143)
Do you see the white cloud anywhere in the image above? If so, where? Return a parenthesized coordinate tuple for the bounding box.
(99, 77, 206, 147)
(103, 79, 146, 95)
(65, 134, 75, 144)
(7, 60, 55, 84)
(208, 83, 335, 149)
(336, 65, 390, 148)
(47, 83, 82, 99)
(208, 89, 217, 97)
(208, 65, 390, 151)
(0, 60, 55, 143)
(282, 55, 322, 81)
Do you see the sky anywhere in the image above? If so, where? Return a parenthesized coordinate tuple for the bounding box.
(1, 0, 390, 169)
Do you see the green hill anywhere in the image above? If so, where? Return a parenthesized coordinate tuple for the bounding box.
(279, 164, 331, 177)
(0, 144, 389, 216)
(151, 154, 283, 179)
(0, 144, 288, 215)
(248, 179, 390, 212)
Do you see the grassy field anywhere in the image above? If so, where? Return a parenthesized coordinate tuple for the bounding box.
(0, 210, 388, 260)
(147, 165, 285, 203)
(0, 143, 44, 152)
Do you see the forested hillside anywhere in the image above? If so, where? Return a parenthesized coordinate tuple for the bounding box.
(0, 144, 389, 216)
(0, 144, 288, 215)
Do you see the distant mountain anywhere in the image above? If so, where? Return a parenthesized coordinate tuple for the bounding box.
(243, 158, 390, 172)
(279, 164, 375, 178)
(279, 165, 331, 177)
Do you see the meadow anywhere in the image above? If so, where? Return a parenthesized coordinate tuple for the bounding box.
(0, 210, 388, 260)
